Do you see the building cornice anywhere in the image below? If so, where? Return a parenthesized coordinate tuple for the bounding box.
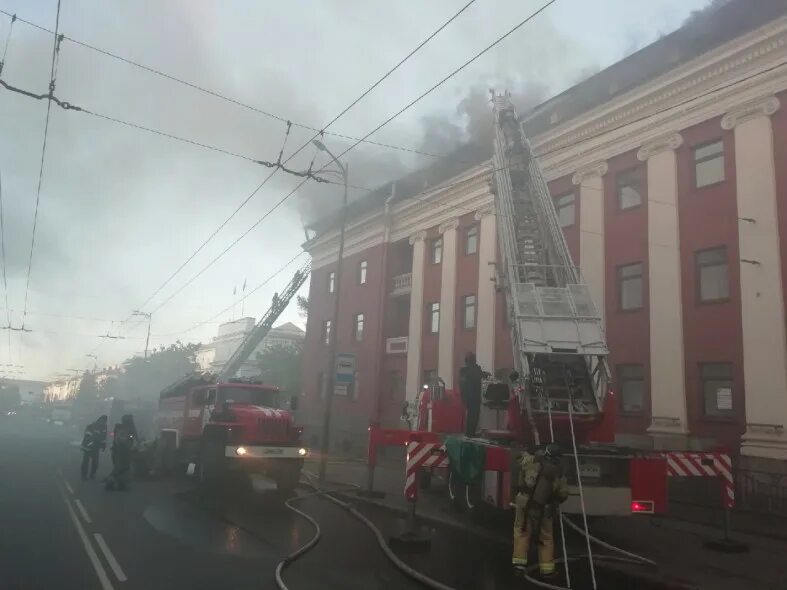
(533, 17, 787, 180)
(721, 94, 781, 129)
(438, 219, 460, 234)
(637, 132, 684, 161)
(571, 161, 608, 185)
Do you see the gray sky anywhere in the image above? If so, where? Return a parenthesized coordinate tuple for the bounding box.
(0, 0, 709, 380)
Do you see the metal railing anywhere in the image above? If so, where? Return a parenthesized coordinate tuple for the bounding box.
(390, 272, 412, 294)
(737, 468, 787, 516)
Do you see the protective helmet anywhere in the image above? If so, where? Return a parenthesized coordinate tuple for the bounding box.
(544, 443, 562, 459)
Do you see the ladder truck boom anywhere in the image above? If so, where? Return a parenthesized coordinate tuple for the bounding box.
(218, 261, 311, 381)
(491, 92, 609, 435)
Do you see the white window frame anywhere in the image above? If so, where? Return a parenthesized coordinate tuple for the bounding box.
(359, 260, 368, 285)
(429, 302, 440, 334)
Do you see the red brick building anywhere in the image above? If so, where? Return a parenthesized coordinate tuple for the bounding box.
(300, 0, 787, 471)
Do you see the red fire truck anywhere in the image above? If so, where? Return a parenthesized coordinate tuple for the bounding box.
(154, 263, 311, 492)
(156, 374, 307, 492)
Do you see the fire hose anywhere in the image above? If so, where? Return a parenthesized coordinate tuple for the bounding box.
(274, 472, 656, 590)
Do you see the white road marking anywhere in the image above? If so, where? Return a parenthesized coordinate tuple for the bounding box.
(94, 534, 128, 582)
(75, 499, 93, 524)
(63, 479, 75, 495)
(60, 488, 114, 590)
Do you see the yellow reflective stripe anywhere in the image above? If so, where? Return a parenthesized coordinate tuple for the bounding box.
(512, 557, 527, 565)
(540, 562, 555, 574)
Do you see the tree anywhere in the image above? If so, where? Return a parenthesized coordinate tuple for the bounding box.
(296, 295, 309, 319)
(256, 343, 303, 397)
(114, 341, 200, 402)
(77, 371, 100, 401)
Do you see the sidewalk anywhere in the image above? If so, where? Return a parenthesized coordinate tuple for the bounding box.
(307, 458, 787, 590)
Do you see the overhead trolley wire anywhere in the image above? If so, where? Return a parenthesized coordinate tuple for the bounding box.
(0, 11, 15, 76)
(0, 8, 474, 165)
(138, 0, 559, 316)
(123, 0, 478, 316)
(20, 0, 62, 329)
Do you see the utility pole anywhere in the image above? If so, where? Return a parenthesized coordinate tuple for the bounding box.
(132, 311, 152, 359)
(312, 139, 349, 483)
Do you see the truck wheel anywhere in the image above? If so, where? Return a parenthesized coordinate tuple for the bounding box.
(447, 470, 465, 512)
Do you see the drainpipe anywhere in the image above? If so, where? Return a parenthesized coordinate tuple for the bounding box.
(371, 183, 396, 427)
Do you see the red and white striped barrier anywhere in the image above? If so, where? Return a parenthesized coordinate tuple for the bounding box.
(404, 441, 448, 502)
(665, 452, 734, 508)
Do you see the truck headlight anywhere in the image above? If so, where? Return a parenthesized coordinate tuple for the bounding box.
(235, 446, 248, 456)
(298, 448, 308, 457)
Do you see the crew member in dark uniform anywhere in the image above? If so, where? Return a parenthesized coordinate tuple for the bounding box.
(105, 414, 137, 491)
(80, 415, 107, 480)
(459, 352, 488, 437)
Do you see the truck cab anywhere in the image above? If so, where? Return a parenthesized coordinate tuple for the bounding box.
(157, 374, 307, 492)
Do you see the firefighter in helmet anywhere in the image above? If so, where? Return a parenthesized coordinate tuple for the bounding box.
(512, 443, 569, 576)
(105, 414, 138, 491)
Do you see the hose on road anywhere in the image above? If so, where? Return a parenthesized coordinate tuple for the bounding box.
(275, 473, 657, 590)
(276, 474, 454, 590)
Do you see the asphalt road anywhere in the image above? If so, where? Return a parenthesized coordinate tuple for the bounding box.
(0, 410, 422, 590)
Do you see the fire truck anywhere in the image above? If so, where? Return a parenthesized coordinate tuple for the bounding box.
(154, 264, 311, 493)
(384, 93, 669, 519)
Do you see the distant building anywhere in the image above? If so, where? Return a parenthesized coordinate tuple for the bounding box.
(196, 319, 305, 377)
(0, 378, 46, 404)
(44, 377, 79, 402)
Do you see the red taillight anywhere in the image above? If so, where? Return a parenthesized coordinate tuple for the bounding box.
(631, 500, 654, 514)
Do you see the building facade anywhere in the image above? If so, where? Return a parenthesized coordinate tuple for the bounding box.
(300, 0, 787, 466)
(196, 319, 305, 377)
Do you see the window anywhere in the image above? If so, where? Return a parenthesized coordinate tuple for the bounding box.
(463, 295, 476, 329)
(328, 271, 336, 294)
(701, 363, 734, 417)
(694, 140, 724, 188)
(617, 167, 643, 210)
(618, 263, 643, 310)
(429, 302, 440, 333)
(465, 226, 478, 255)
(359, 260, 368, 285)
(354, 313, 364, 341)
(555, 193, 575, 228)
(697, 247, 729, 302)
(323, 320, 332, 345)
(423, 369, 437, 387)
(619, 365, 645, 413)
(431, 238, 443, 264)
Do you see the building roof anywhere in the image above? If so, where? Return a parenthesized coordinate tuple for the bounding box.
(522, 0, 787, 136)
(304, 0, 786, 241)
(305, 142, 489, 236)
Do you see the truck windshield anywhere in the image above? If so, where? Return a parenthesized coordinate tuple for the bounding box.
(218, 386, 279, 408)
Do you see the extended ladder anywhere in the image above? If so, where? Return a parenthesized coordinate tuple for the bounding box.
(490, 92, 609, 419)
(218, 261, 311, 380)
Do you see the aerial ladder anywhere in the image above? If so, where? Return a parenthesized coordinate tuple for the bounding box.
(490, 91, 610, 444)
(218, 261, 311, 380)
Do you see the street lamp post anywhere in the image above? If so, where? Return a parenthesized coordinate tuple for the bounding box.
(312, 139, 349, 483)
(132, 311, 152, 359)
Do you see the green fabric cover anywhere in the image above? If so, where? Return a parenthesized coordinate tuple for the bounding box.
(445, 435, 486, 484)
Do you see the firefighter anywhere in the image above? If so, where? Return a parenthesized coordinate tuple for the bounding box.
(512, 443, 569, 577)
(80, 415, 107, 480)
(105, 414, 138, 491)
(458, 352, 488, 437)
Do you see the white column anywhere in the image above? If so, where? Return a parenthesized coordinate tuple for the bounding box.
(405, 231, 427, 402)
(638, 133, 689, 449)
(438, 220, 459, 388)
(722, 96, 787, 460)
(475, 205, 497, 373)
(572, 162, 608, 324)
